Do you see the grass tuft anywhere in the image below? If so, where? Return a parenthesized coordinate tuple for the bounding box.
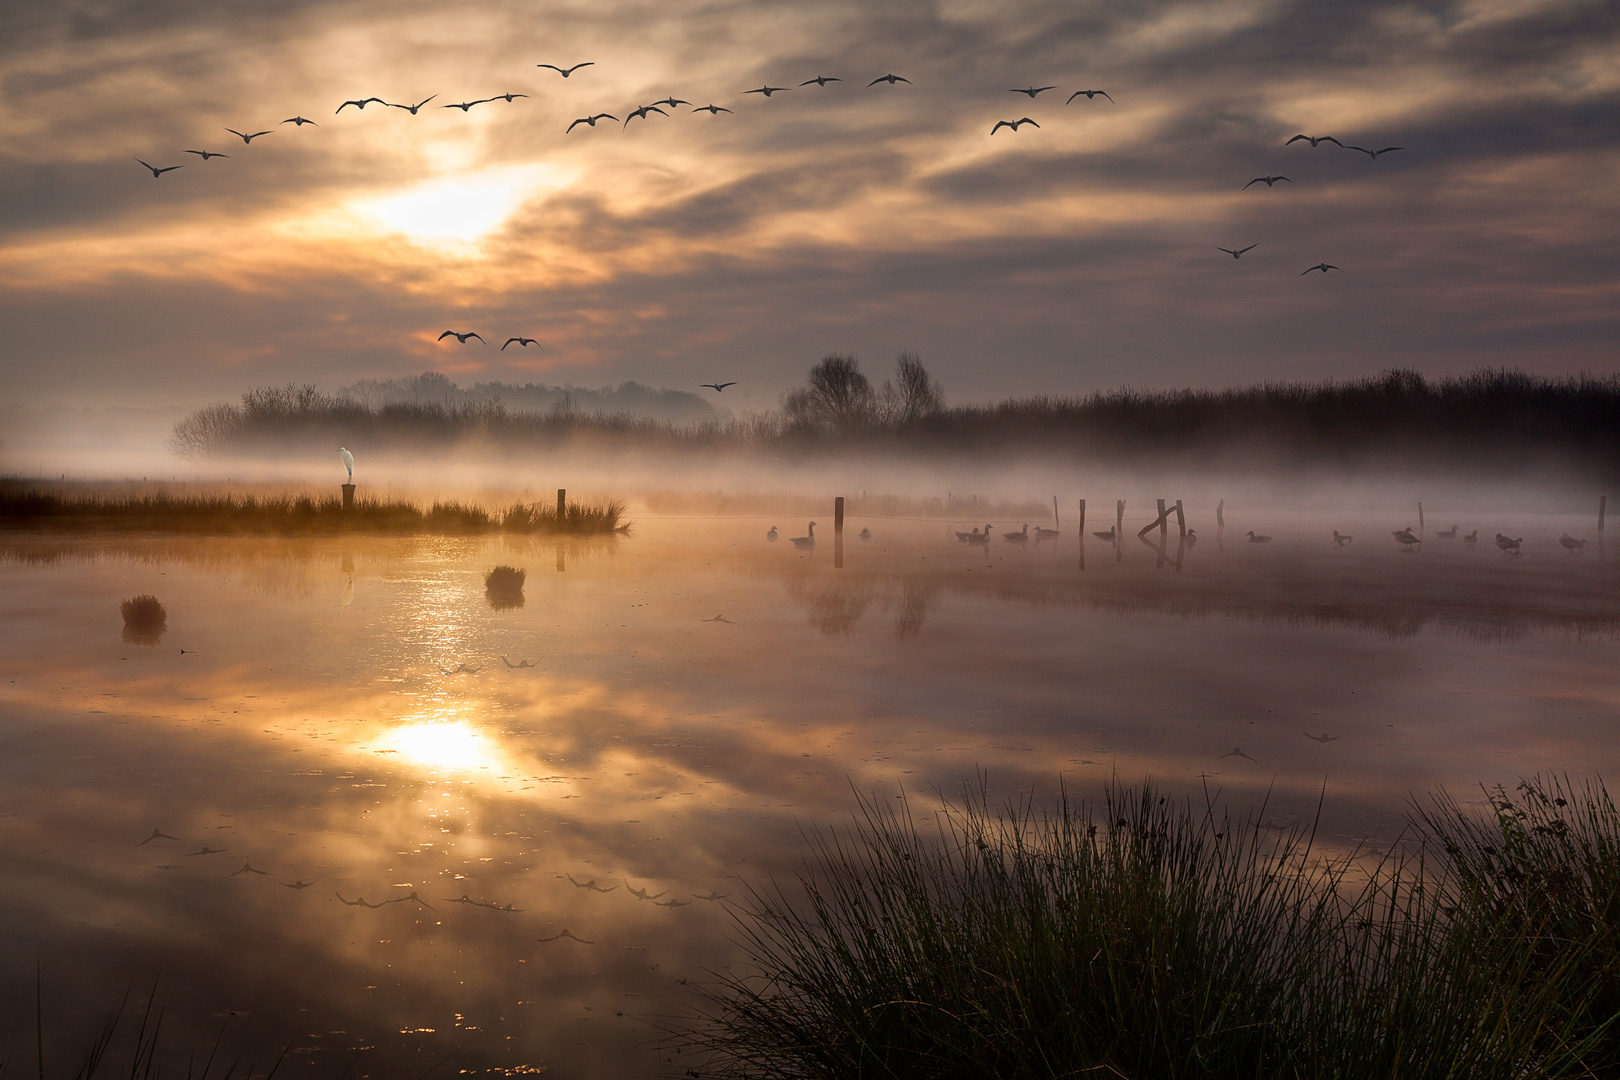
(682, 778, 1620, 1079)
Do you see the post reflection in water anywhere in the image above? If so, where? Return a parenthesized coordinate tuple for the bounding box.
(0, 516, 1617, 1077)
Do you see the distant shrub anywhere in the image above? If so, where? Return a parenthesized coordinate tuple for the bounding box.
(120, 594, 166, 645)
(484, 565, 527, 610)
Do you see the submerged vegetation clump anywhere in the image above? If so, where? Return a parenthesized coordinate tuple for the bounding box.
(0, 485, 629, 537)
(484, 564, 526, 609)
(685, 777, 1620, 1079)
(119, 593, 167, 646)
(169, 365, 1620, 479)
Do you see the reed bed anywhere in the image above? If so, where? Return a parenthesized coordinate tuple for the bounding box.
(0, 488, 628, 537)
(685, 777, 1620, 1079)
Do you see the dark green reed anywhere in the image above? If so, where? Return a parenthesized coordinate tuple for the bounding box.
(682, 777, 1620, 1079)
(0, 488, 628, 537)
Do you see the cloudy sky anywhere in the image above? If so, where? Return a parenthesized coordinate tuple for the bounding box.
(1, 0, 1616, 413)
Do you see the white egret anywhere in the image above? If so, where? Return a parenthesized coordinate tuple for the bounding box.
(339, 447, 354, 480)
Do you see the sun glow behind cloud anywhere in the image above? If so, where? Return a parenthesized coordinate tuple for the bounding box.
(349, 164, 572, 248)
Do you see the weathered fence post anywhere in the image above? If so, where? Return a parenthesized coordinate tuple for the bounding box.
(1174, 500, 1186, 540)
(557, 488, 566, 522)
(834, 496, 845, 569)
(341, 483, 355, 509)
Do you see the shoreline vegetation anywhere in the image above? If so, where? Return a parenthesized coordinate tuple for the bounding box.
(684, 776, 1620, 1079)
(169, 364, 1620, 480)
(0, 485, 629, 537)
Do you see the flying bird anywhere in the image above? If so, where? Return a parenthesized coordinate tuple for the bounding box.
(650, 96, 689, 108)
(693, 891, 732, 901)
(502, 337, 538, 350)
(488, 92, 528, 103)
(1066, 89, 1113, 102)
(135, 158, 183, 177)
(185, 150, 228, 159)
(868, 73, 911, 85)
(1344, 145, 1403, 158)
(624, 104, 668, 126)
(437, 330, 485, 343)
(284, 880, 316, 889)
(1244, 175, 1292, 188)
(500, 655, 535, 668)
(386, 95, 437, 114)
(1219, 747, 1258, 761)
(340, 447, 354, 480)
(701, 382, 736, 392)
(801, 75, 842, 86)
(225, 128, 271, 143)
(566, 874, 618, 892)
(183, 846, 225, 856)
(692, 104, 732, 114)
(744, 85, 790, 96)
(537, 62, 594, 77)
(1008, 85, 1056, 97)
(336, 893, 387, 908)
(991, 117, 1039, 133)
(281, 115, 318, 126)
(229, 861, 269, 877)
(138, 828, 180, 845)
(626, 881, 668, 901)
(1217, 244, 1258, 258)
(336, 97, 386, 113)
(567, 113, 618, 131)
(1302, 731, 1340, 743)
(1286, 134, 1341, 147)
(538, 929, 594, 943)
(1301, 263, 1340, 274)
(442, 99, 488, 111)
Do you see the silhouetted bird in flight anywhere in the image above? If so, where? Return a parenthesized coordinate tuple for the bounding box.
(537, 62, 594, 77)
(538, 929, 593, 943)
(1301, 263, 1340, 274)
(702, 614, 735, 623)
(567, 113, 618, 131)
(991, 118, 1039, 133)
(185, 150, 228, 159)
(388, 890, 435, 909)
(500, 655, 536, 668)
(693, 891, 732, 901)
(441, 663, 481, 674)
(284, 880, 316, 889)
(744, 85, 790, 96)
(868, 73, 910, 85)
(1066, 89, 1113, 102)
(1302, 731, 1339, 743)
(801, 75, 841, 86)
(336, 97, 386, 113)
(229, 861, 269, 877)
(1286, 134, 1341, 147)
(1343, 145, 1403, 158)
(567, 874, 618, 892)
(626, 881, 668, 901)
(135, 158, 182, 177)
(650, 96, 689, 108)
(1219, 746, 1258, 761)
(138, 828, 180, 845)
(1218, 244, 1258, 258)
(443, 99, 488, 111)
(624, 104, 668, 127)
(438, 330, 484, 343)
(488, 92, 528, 103)
(655, 897, 689, 908)
(387, 95, 437, 114)
(502, 337, 538, 349)
(1244, 175, 1291, 188)
(1008, 85, 1055, 97)
(183, 845, 225, 856)
(701, 382, 736, 392)
(226, 128, 271, 143)
(692, 104, 732, 114)
(282, 115, 317, 126)
(336, 893, 387, 908)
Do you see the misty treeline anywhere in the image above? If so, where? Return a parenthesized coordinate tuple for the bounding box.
(338, 371, 717, 424)
(172, 361, 1620, 480)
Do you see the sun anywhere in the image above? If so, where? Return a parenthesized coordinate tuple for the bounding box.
(350, 164, 566, 246)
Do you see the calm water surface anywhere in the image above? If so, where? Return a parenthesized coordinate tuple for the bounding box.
(1, 515, 1616, 1077)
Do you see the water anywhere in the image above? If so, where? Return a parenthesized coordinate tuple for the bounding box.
(1, 515, 1616, 1077)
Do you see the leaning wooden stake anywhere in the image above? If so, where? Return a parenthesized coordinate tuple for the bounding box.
(1174, 500, 1185, 540)
(1418, 501, 1425, 538)
(1053, 495, 1059, 529)
(834, 496, 845, 569)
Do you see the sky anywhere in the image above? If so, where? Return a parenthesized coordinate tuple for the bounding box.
(0, 0, 1617, 415)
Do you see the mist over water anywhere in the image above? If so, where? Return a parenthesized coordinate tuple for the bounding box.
(1, 499, 1616, 1076)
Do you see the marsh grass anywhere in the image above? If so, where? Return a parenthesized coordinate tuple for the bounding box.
(484, 564, 527, 610)
(685, 779, 1620, 1079)
(0, 487, 628, 538)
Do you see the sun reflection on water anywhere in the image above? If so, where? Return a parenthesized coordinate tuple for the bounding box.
(386, 720, 499, 771)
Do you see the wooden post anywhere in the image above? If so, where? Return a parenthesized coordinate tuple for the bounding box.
(1418, 502, 1425, 538)
(1216, 499, 1224, 527)
(1116, 499, 1125, 535)
(1078, 499, 1086, 534)
(1174, 500, 1185, 540)
(1157, 499, 1168, 546)
(834, 496, 845, 569)
(341, 483, 355, 508)
(1053, 496, 1060, 530)
(1600, 495, 1607, 532)
(557, 488, 566, 522)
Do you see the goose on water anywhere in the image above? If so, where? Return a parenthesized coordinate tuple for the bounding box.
(1003, 523, 1029, 543)
(1559, 533, 1586, 553)
(1332, 530, 1353, 546)
(1392, 527, 1420, 547)
(1246, 531, 1272, 543)
(955, 523, 992, 542)
(1463, 530, 1478, 546)
(1092, 526, 1116, 541)
(790, 522, 817, 549)
(858, 527, 871, 541)
(1185, 528, 1198, 548)
(1495, 533, 1522, 554)
(1435, 524, 1458, 538)
(1032, 524, 1060, 541)
(766, 526, 778, 542)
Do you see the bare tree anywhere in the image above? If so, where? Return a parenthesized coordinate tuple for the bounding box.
(784, 353, 878, 432)
(889, 351, 943, 426)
